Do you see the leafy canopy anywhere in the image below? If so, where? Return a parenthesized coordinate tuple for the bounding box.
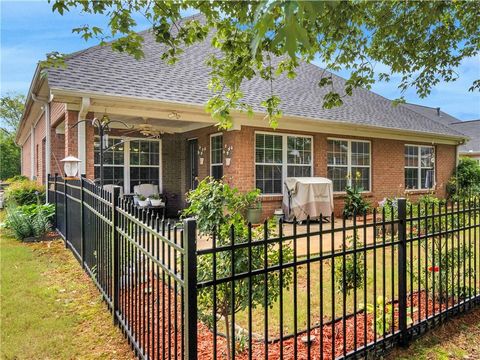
(49, 1, 479, 129)
(0, 93, 24, 180)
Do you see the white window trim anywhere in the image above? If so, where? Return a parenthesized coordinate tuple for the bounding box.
(255, 131, 314, 195)
(327, 137, 371, 193)
(94, 135, 162, 194)
(210, 133, 223, 177)
(404, 144, 435, 190)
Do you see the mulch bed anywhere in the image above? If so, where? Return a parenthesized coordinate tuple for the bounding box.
(122, 275, 455, 359)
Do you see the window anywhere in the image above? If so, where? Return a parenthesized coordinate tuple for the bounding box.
(94, 136, 125, 186)
(287, 136, 312, 177)
(404, 145, 435, 190)
(327, 139, 370, 192)
(129, 139, 160, 192)
(210, 134, 223, 180)
(255, 133, 313, 194)
(94, 137, 161, 192)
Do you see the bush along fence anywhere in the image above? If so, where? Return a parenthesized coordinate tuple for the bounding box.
(47, 175, 480, 360)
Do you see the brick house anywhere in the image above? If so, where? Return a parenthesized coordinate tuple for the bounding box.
(451, 120, 480, 164)
(16, 25, 468, 218)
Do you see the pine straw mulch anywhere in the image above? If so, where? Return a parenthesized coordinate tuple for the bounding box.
(121, 275, 462, 359)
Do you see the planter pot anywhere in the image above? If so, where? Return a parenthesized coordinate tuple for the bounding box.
(225, 157, 231, 166)
(149, 199, 164, 207)
(199, 157, 204, 165)
(137, 199, 150, 207)
(246, 208, 263, 224)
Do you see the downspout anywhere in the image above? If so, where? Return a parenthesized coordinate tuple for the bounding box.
(30, 125, 35, 179)
(32, 92, 53, 203)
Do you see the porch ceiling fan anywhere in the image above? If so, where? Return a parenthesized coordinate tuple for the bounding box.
(124, 117, 172, 137)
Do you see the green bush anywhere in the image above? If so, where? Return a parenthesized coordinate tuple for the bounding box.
(5, 175, 28, 183)
(447, 157, 480, 199)
(5, 206, 51, 240)
(4, 179, 45, 206)
(334, 235, 365, 294)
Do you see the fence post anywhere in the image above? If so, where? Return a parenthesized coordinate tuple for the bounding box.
(64, 176, 68, 248)
(80, 175, 85, 268)
(397, 198, 409, 346)
(54, 173, 58, 229)
(111, 187, 120, 325)
(183, 218, 198, 360)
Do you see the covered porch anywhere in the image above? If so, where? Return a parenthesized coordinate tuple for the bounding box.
(49, 91, 221, 216)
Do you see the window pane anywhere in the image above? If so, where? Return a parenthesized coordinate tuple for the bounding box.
(287, 165, 311, 177)
(404, 146, 418, 167)
(352, 167, 370, 191)
(256, 134, 282, 164)
(287, 136, 312, 165)
(95, 165, 124, 186)
(212, 165, 223, 180)
(420, 147, 434, 168)
(327, 166, 348, 192)
(327, 140, 348, 166)
(405, 168, 418, 189)
(211, 135, 223, 164)
(351, 141, 370, 166)
(256, 164, 282, 194)
(420, 169, 434, 189)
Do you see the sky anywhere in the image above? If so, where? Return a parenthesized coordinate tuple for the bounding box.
(1, 0, 479, 121)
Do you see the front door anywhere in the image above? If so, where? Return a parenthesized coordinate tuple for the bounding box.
(187, 138, 199, 190)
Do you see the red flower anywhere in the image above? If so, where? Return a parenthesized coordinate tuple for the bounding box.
(428, 266, 440, 272)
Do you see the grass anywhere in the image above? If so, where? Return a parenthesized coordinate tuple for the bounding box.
(388, 306, 480, 360)
(0, 211, 134, 360)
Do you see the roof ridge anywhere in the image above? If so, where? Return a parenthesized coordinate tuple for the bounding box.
(451, 119, 480, 124)
(61, 12, 204, 61)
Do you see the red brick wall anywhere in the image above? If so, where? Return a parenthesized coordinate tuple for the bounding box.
(202, 126, 457, 219)
(21, 135, 32, 179)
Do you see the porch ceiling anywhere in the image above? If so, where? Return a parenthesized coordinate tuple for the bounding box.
(98, 113, 210, 133)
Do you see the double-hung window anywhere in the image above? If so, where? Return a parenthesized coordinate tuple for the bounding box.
(210, 134, 223, 180)
(404, 145, 435, 190)
(327, 139, 371, 192)
(94, 136, 125, 186)
(255, 133, 313, 194)
(129, 140, 160, 193)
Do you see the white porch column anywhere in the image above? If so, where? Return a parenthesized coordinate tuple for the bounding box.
(77, 121, 86, 175)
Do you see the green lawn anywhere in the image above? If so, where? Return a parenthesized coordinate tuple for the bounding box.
(389, 306, 480, 360)
(0, 212, 133, 359)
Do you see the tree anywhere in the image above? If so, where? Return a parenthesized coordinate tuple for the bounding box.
(49, 1, 479, 129)
(1, 93, 25, 134)
(0, 93, 24, 180)
(182, 178, 292, 359)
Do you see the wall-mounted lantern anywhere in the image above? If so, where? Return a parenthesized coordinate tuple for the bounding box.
(61, 156, 81, 179)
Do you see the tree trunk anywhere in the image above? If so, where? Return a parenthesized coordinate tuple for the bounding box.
(224, 311, 231, 360)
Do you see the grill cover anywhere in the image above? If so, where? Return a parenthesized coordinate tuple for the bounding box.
(282, 177, 334, 221)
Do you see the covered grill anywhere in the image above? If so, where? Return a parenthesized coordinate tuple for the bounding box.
(283, 177, 334, 222)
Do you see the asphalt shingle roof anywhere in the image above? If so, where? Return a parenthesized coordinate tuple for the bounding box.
(450, 120, 480, 153)
(402, 103, 462, 127)
(46, 16, 465, 138)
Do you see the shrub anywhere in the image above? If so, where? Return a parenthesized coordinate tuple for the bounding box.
(343, 175, 370, 219)
(447, 157, 480, 199)
(4, 179, 45, 206)
(5, 175, 28, 183)
(334, 235, 365, 294)
(17, 203, 55, 222)
(5, 206, 51, 240)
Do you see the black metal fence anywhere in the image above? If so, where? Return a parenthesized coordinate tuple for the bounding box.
(47, 175, 480, 360)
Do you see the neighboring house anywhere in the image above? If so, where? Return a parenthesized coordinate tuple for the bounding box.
(15, 16, 467, 218)
(451, 120, 480, 164)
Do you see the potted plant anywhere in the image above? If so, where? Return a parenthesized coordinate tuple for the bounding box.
(224, 145, 233, 166)
(148, 193, 164, 207)
(136, 194, 149, 207)
(244, 190, 263, 224)
(198, 146, 206, 165)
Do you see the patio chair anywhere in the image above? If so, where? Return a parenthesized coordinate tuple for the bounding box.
(103, 184, 124, 198)
(133, 184, 159, 198)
